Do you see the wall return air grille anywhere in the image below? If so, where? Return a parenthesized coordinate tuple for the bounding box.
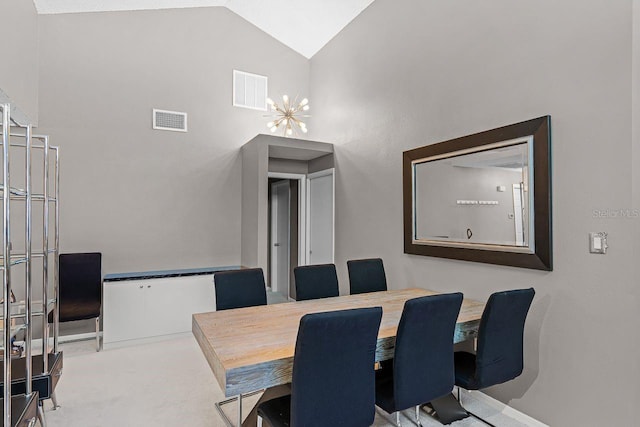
(233, 70, 268, 111)
(153, 109, 188, 132)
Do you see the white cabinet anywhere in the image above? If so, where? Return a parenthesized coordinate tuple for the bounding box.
(103, 274, 216, 346)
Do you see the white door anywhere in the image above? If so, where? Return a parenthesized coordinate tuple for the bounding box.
(270, 180, 290, 298)
(307, 170, 334, 264)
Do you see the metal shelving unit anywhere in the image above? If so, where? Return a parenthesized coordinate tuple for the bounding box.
(0, 96, 61, 427)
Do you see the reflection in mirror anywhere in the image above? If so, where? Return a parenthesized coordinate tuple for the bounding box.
(413, 139, 533, 249)
(403, 116, 552, 270)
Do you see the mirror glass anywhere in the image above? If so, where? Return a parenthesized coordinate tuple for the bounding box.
(413, 138, 533, 251)
(403, 116, 551, 270)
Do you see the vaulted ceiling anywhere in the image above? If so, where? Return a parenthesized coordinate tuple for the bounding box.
(32, 0, 376, 58)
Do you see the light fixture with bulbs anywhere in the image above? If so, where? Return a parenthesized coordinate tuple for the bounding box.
(265, 95, 310, 137)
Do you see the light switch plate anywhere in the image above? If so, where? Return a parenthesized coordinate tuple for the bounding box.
(589, 232, 608, 254)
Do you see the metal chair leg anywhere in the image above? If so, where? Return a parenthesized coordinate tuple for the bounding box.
(414, 406, 423, 427)
(375, 407, 403, 427)
(95, 316, 100, 352)
(237, 393, 242, 427)
(37, 403, 47, 427)
(214, 390, 264, 426)
(453, 388, 497, 427)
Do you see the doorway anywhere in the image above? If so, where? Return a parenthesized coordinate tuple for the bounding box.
(268, 173, 306, 300)
(268, 169, 335, 300)
(269, 179, 292, 300)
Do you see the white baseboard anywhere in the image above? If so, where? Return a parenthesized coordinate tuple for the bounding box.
(59, 332, 100, 343)
(19, 332, 100, 351)
(23, 331, 194, 351)
(463, 389, 548, 427)
(102, 332, 192, 350)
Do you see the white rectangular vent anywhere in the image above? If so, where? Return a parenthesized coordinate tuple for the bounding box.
(233, 70, 268, 111)
(153, 109, 188, 132)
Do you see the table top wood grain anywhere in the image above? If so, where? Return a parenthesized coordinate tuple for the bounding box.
(192, 288, 484, 397)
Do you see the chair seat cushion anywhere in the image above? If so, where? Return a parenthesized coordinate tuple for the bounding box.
(257, 395, 291, 427)
(454, 351, 479, 390)
(374, 364, 397, 414)
(48, 300, 101, 323)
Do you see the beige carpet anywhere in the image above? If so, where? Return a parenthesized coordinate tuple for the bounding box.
(45, 336, 532, 427)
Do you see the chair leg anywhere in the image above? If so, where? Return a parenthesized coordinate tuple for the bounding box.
(414, 406, 423, 427)
(37, 402, 47, 427)
(453, 388, 497, 427)
(215, 390, 262, 427)
(424, 393, 469, 425)
(237, 393, 242, 427)
(95, 317, 100, 352)
(375, 406, 403, 427)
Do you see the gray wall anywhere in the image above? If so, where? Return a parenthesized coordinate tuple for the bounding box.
(37, 7, 310, 274)
(0, 0, 39, 123)
(241, 137, 269, 269)
(309, 0, 636, 425)
(634, 0, 640, 320)
(308, 153, 334, 174)
(268, 158, 308, 175)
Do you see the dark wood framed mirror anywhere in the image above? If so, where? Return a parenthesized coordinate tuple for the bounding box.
(403, 116, 552, 270)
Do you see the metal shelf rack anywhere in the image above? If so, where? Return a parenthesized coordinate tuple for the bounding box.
(0, 96, 61, 427)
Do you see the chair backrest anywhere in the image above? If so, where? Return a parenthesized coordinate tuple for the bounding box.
(214, 268, 267, 311)
(291, 307, 382, 427)
(293, 264, 339, 301)
(392, 293, 463, 410)
(58, 253, 102, 322)
(475, 288, 535, 389)
(347, 258, 387, 295)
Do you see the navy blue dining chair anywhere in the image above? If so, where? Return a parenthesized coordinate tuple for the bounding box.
(293, 263, 339, 301)
(347, 258, 388, 295)
(213, 268, 269, 422)
(49, 252, 103, 352)
(257, 307, 383, 427)
(214, 268, 267, 311)
(454, 288, 535, 425)
(375, 293, 463, 426)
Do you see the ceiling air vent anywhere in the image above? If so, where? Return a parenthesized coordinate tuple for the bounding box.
(153, 109, 188, 132)
(233, 70, 268, 111)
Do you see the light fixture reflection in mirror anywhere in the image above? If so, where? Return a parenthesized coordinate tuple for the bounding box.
(413, 138, 533, 249)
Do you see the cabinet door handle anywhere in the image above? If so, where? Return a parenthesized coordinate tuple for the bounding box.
(139, 285, 143, 289)
(27, 418, 37, 427)
(147, 285, 151, 288)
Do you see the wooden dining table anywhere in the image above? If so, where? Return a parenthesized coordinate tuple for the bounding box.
(192, 288, 485, 426)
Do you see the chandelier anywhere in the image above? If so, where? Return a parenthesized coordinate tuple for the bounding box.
(266, 95, 310, 137)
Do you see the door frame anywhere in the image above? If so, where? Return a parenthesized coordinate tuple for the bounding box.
(306, 168, 336, 264)
(268, 172, 308, 270)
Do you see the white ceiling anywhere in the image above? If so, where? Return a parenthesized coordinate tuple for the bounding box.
(32, 0, 375, 58)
